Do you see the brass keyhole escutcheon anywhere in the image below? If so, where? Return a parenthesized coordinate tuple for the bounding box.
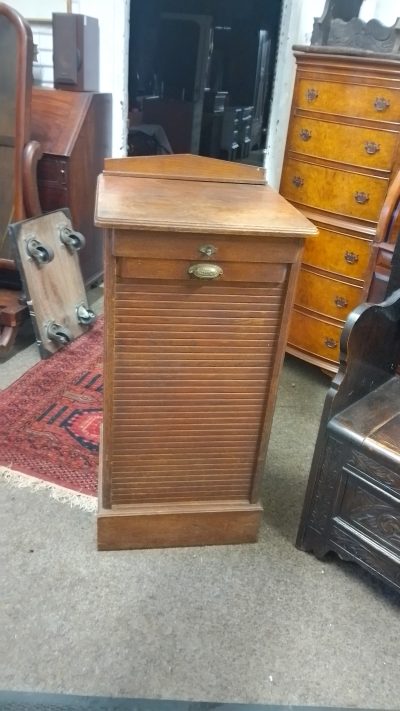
(292, 176, 304, 188)
(334, 296, 348, 309)
(344, 251, 359, 265)
(300, 128, 312, 141)
(198, 244, 217, 257)
(354, 191, 369, 205)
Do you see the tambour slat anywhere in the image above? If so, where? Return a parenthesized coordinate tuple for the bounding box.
(109, 276, 284, 504)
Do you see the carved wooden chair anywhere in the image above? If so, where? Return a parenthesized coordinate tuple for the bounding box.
(296, 176, 400, 592)
(0, 2, 42, 353)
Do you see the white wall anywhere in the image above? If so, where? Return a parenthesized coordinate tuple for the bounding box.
(360, 0, 399, 25)
(72, 0, 130, 155)
(26, 0, 130, 156)
(264, 0, 325, 188)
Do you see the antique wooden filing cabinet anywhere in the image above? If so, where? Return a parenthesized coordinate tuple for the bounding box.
(95, 154, 316, 550)
(280, 47, 400, 372)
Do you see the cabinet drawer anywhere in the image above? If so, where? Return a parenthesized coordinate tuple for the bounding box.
(113, 232, 299, 265)
(295, 78, 400, 122)
(288, 115, 397, 171)
(288, 309, 342, 363)
(281, 158, 388, 221)
(344, 449, 400, 497)
(118, 257, 287, 285)
(302, 227, 372, 281)
(338, 473, 400, 556)
(295, 269, 363, 321)
(37, 157, 68, 186)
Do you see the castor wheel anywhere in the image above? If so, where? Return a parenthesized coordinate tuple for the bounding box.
(26, 237, 54, 265)
(59, 225, 86, 251)
(76, 303, 96, 326)
(46, 321, 72, 346)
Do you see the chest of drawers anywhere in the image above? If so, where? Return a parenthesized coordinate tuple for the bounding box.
(94, 154, 316, 550)
(280, 47, 400, 372)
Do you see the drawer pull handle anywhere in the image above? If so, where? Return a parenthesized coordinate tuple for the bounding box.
(188, 263, 223, 280)
(324, 337, 337, 349)
(292, 175, 304, 188)
(354, 191, 369, 204)
(334, 296, 348, 309)
(344, 251, 359, 264)
(364, 141, 380, 155)
(306, 88, 318, 103)
(374, 97, 390, 112)
(300, 128, 312, 141)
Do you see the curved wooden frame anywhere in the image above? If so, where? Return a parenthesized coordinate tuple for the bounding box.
(0, 3, 42, 354)
(0, 2, 34, 222)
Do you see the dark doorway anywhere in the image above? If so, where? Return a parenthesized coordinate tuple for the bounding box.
(128, 0, 283, 166)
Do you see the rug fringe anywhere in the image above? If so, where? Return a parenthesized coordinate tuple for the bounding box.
(0, 467, 97, 513)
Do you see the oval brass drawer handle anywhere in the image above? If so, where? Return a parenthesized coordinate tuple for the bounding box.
(292, 175, 304, 188)
(364, 141, 380, 155)
(300, 128, 312, 141)
(334, 296, 348, 309)
(374, 97, 390, 112)
(324, 337, 337, 349)
(306, 88, 318, 102)
(354, 191, 369, 204)
(188, 263, 223, 280)
(344, 251, 359, 264)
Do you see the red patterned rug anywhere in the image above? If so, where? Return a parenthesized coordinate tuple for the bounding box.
(0, 317, 103, 507)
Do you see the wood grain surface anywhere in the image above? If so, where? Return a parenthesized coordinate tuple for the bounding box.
(97, 154, 314, 549)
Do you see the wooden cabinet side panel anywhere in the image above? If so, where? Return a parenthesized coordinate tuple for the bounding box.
(69, 94, 111, 283)
(251, 245, 303, 501)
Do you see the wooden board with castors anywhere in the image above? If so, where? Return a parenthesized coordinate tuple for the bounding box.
(9, 209, 96, 358)
(95, 154, 317, 550)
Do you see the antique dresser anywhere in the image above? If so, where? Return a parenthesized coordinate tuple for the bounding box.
(95, 154, 316, 550)
(31, 88, 112, 285)
(280, 47, 400, 372)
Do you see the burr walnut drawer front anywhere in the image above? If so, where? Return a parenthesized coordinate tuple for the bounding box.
(295, 78, 400, 122)
(288, 309, 341, 363)
(112, 232, 299, 265)
(118, 257, 287, 285)
(281, 158, 388, 221)
(301, 226, 372, 281)
(288, 116, 397, 171)
(295, 269, 363, 321)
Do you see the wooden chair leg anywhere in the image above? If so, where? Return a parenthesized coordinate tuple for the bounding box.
(0, 324, 18, 354)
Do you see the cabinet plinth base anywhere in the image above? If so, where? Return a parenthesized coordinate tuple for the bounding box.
(97, 502, 263, 550)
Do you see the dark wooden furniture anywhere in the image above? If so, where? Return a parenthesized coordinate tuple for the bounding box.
(280, 47, 400, 372)
(223, 26, 271, 150)
(94, 154, 317, 551)
(199, 90, 227, 159)
(53, 13, 99, 92)
(31, 88, 112, 285)
(0, 2, 42, 353)
(297, 176, 400, 592)
(297, 287, 400, 592)
(142, 13, 212, 155)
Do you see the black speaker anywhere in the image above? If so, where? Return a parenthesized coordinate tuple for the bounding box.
(52, 13, 99, 91)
